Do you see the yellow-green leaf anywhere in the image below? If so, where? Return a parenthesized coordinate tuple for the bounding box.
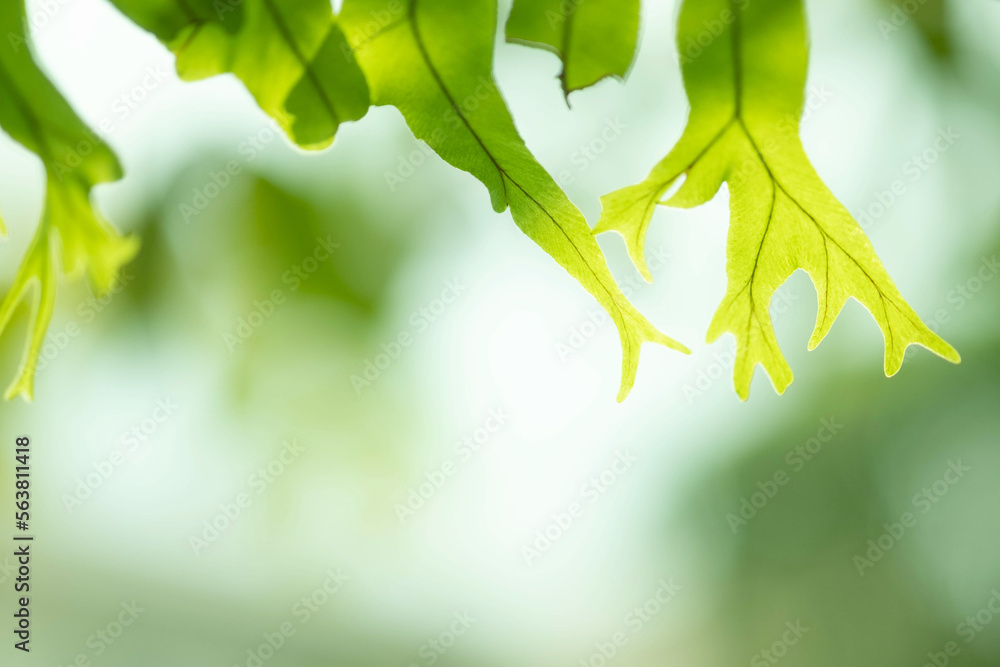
(109, 0, 369, 149)
(595, 0, 959, 400)
(506, 0, 640, 98)
(342, 0, 688, 401)
(0, 0, 139, 400)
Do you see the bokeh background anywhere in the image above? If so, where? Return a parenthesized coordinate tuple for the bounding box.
(1, 0, 998, 665)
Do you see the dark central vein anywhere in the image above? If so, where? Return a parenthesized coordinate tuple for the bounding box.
(169, 0, 206, 59)
(729, 0, 743, 117)
(174, 0, 198, 21)
(404, 0, 650, 354)
(261, 0, 340, 125)
(739, 119, 924, 340)
(722, 2, 927, 349)
(407, 0, 506, 202)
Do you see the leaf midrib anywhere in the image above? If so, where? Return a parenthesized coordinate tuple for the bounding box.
(260, 0, 341, 125)
(718, 2, 924, 349)
(403, 0, 649, 347)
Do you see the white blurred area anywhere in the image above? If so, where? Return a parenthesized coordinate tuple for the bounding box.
(0, 0, 998, 665)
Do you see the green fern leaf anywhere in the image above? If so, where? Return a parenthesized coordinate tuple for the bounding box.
(109, 0, 369, 148)
(506, 0, 640, 98)
(595, 0, 959, 400)
(342, 0, 688, 401)
(0, 0, 139, 400)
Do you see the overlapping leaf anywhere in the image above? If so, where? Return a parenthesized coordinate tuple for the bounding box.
(341, 0, 688, 401)
(0, 0, 138, 400)
(109, 0, 369, 148)
(506, 0, 640, 97)
(595, 0, 959, 399)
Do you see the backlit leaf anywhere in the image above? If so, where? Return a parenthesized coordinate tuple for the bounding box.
(595, 0, 959, 400)
(506, 0, 640, 98)
(0, 0, 139, 400)
(342, 0, 689, 401)
(109, 0, 369, 148)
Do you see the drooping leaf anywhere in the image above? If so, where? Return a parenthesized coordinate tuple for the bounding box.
(595, 0, 959, 400)
(0, 0, 139, 400)
(506, 0, 640, 98)
(109, 0, 369, 148)
(104, 0, 244, 41)
(341, 0, 688, 401)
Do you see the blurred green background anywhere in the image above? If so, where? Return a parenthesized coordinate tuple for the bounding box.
(0, 0, 998, 665)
